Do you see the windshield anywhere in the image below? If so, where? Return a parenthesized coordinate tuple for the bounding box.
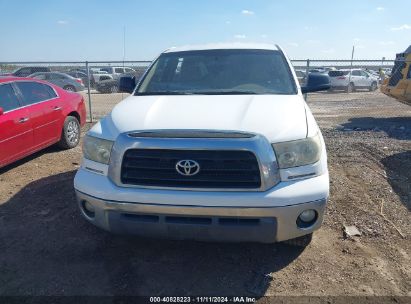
(136, 49, 297, 95)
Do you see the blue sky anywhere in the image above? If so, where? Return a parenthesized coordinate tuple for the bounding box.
(0, 0, 409, 61)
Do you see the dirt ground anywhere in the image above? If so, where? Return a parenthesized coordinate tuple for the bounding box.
(0, 91, 410, 299)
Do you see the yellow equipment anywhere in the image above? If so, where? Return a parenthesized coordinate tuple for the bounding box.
(380, 45, 411, 106)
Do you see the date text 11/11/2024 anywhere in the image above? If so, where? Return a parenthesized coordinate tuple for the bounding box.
(149, 296, 257, 303)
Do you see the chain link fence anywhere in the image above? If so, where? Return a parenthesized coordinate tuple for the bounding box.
(0, 61, 151, 122)
(0, 59, 396, 122)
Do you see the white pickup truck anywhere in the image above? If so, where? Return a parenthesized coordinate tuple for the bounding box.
(99, 66, 136, 80)
(89, 68, 113, 83)
(74, 43, 331, 246)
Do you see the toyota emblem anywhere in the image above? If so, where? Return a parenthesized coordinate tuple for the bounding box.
(175, 160, 200, 176)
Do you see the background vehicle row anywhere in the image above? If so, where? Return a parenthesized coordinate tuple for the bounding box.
(29, 72, 85, 92)
(1, 66, 138, 90)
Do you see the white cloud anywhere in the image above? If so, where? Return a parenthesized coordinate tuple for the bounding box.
(234, 34, 246, 39)
(241, 10, 255, 15)
(225, 21, 231, 25)
(379, 41, 395, 46)
(321, 48, 335, 54)
(306, 39, 320, 44)
(376, 7, 385, 11)
(356, 45, 366, 49)
(288, 42, 299, 47)
(354, 38, 361, 42)
(57, 20, 68, 25)
(390, 24, 411, 31)
(260, 34, 268, 39)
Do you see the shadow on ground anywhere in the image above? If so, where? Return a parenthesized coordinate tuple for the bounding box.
(381, 151, 411, 211)
(0, 145, 64, 175)
(0, 171, 304, 296)
(338, 117, 411, 140)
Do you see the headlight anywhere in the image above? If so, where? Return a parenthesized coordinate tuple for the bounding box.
(83, 135, 114, 164)
(272, 133, 322, 169)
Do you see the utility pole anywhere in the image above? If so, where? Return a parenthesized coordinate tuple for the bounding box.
(304, 59, 310, 101)
(348, 45, 355, 93)
(122, 26, 126, 67)
(85, 61, 92, 122)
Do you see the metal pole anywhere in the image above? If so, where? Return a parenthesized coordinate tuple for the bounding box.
(380, 57, 385, 84)
(122, 26, 126, 100)
(348, 45, 355, 93)
(304, 59, 310, 101)
(122, 26, 126, 66)
(85, 61, 92, 122)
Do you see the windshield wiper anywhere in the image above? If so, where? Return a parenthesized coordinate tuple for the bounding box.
(136, 91, 195, 96)
(136, 90, 266, 95)
(189, 91, 258, 95)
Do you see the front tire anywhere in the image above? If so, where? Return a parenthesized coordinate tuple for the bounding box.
(110, 85, 119, 93)
(58, 116, 80, 149)
(369, 82, 377, 91)
(346, 83, 354, 93)
(284, 233, 313, 247)
(64, 85, 76, 92)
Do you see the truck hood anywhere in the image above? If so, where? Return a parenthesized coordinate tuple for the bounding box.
(92, 94, 308, 143)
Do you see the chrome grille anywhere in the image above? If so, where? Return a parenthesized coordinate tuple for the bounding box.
(121, 149, 261, 189)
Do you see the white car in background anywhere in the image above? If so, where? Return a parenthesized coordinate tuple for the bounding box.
(328, 69, 379, 92)
(87, 68, 114, 83)
(294, 69, 307, 85)
(99, 66, 136, 80)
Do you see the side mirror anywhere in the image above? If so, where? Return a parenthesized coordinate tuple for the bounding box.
(119, 75, 136, 93)
(301, 73, 331, 94)
(0, 107, 4, 115)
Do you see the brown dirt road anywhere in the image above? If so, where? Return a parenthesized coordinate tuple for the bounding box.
(0, 91, 410, 298)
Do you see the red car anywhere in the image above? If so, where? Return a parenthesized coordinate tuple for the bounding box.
(0, 77, 86, 168)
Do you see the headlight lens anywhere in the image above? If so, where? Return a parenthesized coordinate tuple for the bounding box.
(83, 135, 114, 164)
(272, 134, 322, 169)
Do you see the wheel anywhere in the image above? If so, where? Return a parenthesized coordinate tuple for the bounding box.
(369, 82, 377, 92)
(64, 85, 76, 92)
(110, 85, 119, 93)
(58, 116, 80, 149)
(283, 233, 313, 247)
(346, 82, 354, 93)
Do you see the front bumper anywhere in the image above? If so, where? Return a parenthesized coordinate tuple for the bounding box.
(74, 169, 328, 243)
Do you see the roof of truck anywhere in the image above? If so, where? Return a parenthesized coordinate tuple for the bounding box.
(164, 43, 280, 53)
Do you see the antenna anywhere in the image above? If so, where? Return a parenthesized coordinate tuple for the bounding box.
(122, 26, 126, 67)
